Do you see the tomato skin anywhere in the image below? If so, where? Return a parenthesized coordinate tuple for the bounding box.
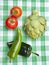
(10, 6, 22, 18)
(6, 16, 18, 29)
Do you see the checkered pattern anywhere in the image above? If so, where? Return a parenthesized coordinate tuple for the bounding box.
(0, 0, 49, 65)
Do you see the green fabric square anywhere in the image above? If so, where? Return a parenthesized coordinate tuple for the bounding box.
(22, 0, 27, 2)
(41, 56, 46, 61)
(41, 36, 45, 41)
(32, 46, 36, 51)
(31, 0, 36, 2)
(3, 5, 8, 10)
(22, 6, 27, 11)
(40, 0, 45, 2)
(3, 0, 8, 4)
(40, 7, 45, 12)
(3, 47, 7, 51)
(2, 57, 8, 63)
(22, 36, 27, 41)
(0, 0, 49, 65)
(3, 16, 8, 22)
(3, 37, 7, 41)
(32, 56, 37, 62)
(22, 57, 27, 62)
(41, 46, 45, 51)
(3, 26, 8, 31)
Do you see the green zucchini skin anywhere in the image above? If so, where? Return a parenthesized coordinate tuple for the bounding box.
(7, 28, 22, 61)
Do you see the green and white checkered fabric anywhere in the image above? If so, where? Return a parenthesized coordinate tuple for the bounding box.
(0, 0, 49, 65)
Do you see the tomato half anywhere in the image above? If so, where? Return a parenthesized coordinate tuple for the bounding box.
(6, 16, 18, 29)
(10, 6, 22, 18)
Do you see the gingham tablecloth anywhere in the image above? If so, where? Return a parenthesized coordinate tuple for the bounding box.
(0, 0, 49, 65)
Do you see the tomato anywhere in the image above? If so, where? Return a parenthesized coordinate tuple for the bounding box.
(10, 6, 22, 18)
(6, 16, 18, 29)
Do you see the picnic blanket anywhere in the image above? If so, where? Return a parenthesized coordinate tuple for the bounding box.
(0, 0, 49, 65)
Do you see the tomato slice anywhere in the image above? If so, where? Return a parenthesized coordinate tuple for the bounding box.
(10, 6, 22, 18)
(6, 16, 18, 29)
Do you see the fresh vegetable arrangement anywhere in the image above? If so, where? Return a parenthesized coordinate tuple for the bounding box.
(7, 41, 39, 57)
(5, 6, 46, 62)
(24, 10, 46, 39)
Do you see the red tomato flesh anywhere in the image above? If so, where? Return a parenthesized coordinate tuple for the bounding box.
(6, 16, 18, 29)
(10, 6, 22, 18)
